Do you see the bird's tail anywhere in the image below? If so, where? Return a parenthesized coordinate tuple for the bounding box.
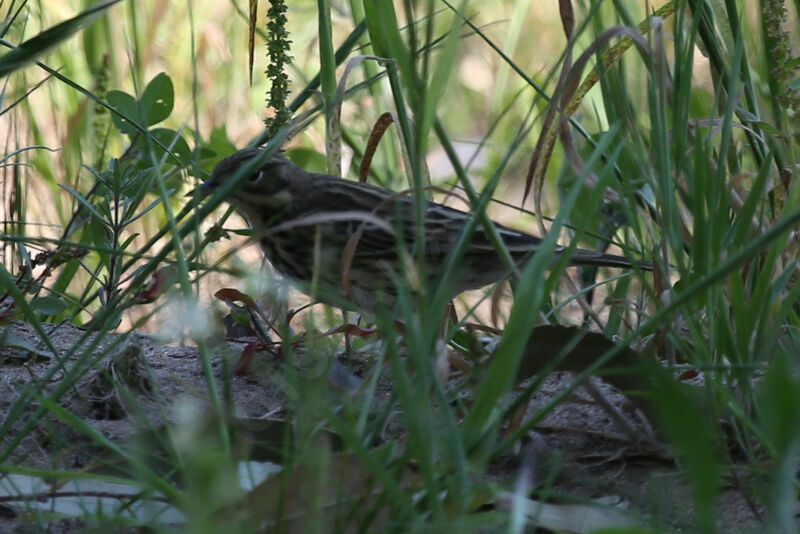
(568, 248, 653, 271)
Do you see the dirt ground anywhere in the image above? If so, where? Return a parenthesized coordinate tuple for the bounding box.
(0, 319, 765, 532)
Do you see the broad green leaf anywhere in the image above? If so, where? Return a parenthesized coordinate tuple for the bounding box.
(132, 128, 191, 165)
(107, 90, 140, 135)
(0, 331, 54, 359)
(30, 296, 68, 316)
(140, 72, 174, 126)
(286, 148, 326, 174)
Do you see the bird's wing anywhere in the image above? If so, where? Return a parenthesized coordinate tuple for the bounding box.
(301, 179, 401, 258)
(424, 203, 550, 258)
(305, 178, 551, 260)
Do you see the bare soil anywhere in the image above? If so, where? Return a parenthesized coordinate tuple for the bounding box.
(0, 320, 765, 532)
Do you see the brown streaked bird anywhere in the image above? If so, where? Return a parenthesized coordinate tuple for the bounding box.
(199, 147, 651, 313)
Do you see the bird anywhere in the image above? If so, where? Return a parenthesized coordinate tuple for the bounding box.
(198, 147, 651, 314)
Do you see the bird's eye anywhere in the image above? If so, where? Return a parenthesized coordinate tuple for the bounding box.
(248, 170, 264, 183)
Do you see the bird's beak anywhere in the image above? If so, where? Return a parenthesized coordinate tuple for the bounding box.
(185, 179, 215, 198)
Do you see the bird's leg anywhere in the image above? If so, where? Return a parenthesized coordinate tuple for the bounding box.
(342, 308, 353, 362)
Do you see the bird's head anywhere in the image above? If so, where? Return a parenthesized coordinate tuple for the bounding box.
(197, 148, 307, 222)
